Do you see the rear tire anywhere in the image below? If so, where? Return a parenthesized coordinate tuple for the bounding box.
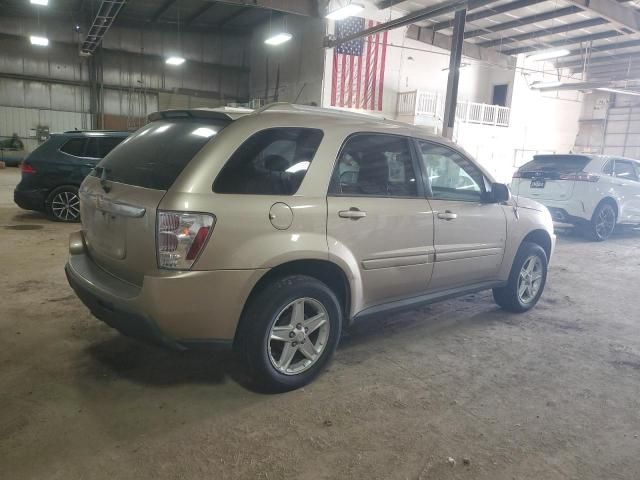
(587, 201, 616, 241)
(46, 186, 81, 223)
(235, 275, 342, 392)
(493, 242, 548, 313)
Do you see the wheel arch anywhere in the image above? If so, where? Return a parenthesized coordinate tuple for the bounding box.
(595, 196, 619, 219)
(235, 259, 351, 344)
(521, 229, 552, 260)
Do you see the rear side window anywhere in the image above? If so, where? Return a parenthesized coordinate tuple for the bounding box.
(94, 119, 229, 190)
(613, 160, 639, 181)
(329, 134, 418, 197)
(517, 155, 590, 178)
(60, 138, 86, 157)
(213, 128, 323, 195)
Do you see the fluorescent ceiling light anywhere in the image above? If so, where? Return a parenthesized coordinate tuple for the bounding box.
(30, 0, 48, 5)
(597, 87, 640, 97)
(326, 3, 364, 20)
(191, 127, 217, 138)
(264, 32, 292, 46)
(528, 49, 571, 62)
(165, 56, 185, 65)
(530, 80, 564, 89)
(30, 35, 49, 46)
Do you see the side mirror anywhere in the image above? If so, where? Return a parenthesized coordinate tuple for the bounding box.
(490, 182, 511, 203)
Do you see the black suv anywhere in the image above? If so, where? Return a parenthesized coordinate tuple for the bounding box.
(14, 130, 128, 222)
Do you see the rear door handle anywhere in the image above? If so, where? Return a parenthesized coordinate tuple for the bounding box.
(437, 211, 458, 221)
(339, 208, 367, 219)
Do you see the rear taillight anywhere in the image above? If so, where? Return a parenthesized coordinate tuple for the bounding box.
(21, 162, 35, 174)
(157, 211, 215, 270)
(559, 172, 599, 182)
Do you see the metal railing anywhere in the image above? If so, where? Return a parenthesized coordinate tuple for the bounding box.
(397, 90, 510, 127)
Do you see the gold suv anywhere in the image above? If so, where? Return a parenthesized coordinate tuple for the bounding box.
(66, 104, 555, 391)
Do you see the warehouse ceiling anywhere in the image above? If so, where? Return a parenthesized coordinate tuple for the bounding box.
(0, 0, 316, 32)
(379, 0, 640, 81)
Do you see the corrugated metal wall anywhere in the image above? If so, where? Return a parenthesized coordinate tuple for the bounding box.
(0, 15, 251, 148)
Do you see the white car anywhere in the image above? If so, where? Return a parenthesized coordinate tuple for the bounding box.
(511, 154, 640, 241)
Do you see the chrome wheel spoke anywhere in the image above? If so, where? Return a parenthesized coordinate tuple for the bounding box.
(270, 326, 293, 342)
(278, 343, 297, 371)
(291, 299, 305, 325)
(298, 341, 318, 361)
(303, 312, 327, 335)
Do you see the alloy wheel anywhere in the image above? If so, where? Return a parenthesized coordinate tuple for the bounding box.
(595, 205, 615, 240)
(51, 191, 80, 221)
(517, 255, 544, 304)
(268, 297, 330, 375)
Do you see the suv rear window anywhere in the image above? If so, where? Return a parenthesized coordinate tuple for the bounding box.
(517, 155, 590, 179)
(213, 128, 323, 195)
(93, 119, 229, 190)
(60, 138, 86, 157)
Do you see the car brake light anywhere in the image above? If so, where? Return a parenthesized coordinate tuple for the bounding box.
(559, 172, 599, 182)
(157, 211, 215, 270)
(21, 163, 35, 174)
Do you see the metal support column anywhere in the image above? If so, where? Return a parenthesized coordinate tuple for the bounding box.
(442, 8, 466, 139)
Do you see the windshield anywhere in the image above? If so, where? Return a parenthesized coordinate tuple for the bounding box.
(92, 118, 230, 190)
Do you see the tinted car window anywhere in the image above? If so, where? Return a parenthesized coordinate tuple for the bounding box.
(417, 140, 484, 202)
(85, 138, 100, 158)
(329, 134, 418, 197)
(100, 136, 125, 157)
(60, 138, 86, 157)
(94, 119, 229, 190)
(614, 160, 639, 181)
(214, 128, 323, 195)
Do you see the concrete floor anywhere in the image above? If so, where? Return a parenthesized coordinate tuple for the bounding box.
(1, 166, 639, 480)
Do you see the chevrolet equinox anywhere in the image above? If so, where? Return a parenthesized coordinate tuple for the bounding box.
(66, 104, 555, 391)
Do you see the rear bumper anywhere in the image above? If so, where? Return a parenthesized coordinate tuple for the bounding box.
(65, 232, 266, 349)
(536, 198, 592, 224)
(14, 187, 47, 212)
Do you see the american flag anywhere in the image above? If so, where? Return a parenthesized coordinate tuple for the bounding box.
(331, 17, 389, 111)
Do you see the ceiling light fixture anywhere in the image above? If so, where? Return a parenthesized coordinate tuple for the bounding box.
(264, 32, 293, 46)
(527, 49, 571, 62)
(326, 3, 364, 20)
(165, 56, 185, 66)
(30, 35, 49, 46)
(30, 0, 49, 5)
(597, 87, 640, 97)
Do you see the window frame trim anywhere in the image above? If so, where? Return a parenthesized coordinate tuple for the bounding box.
(414, 138, 489, 203)
(327, 132, 427, 200)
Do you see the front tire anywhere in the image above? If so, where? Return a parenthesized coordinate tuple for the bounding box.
(493, 242, 548, 313)
(46, 186, 81, 222)
(236, 275, 342, 392)
(588, 202, 616, 241)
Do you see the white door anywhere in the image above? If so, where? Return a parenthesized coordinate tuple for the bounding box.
(611, 159, 640, 223)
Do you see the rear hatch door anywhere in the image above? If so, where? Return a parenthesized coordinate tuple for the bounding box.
(511, 155, 591, 201)
(80, 113, 231, 285)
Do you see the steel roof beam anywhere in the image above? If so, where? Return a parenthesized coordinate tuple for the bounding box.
(464, 6, 583, 38)
(502, 30, 622, 54)
(327, 0, 491, 48)
(149, 0, 177, 23)
(202, 0, 316, 16)
(564, 38, 640, 57)
(185, 3, 215, 25)
(565, 0, 640, 33)
(558, 52, 640, 68)
(81, 0, 127, 55)
(478, 17, 609, 48)
(432, 0, 546, 31)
